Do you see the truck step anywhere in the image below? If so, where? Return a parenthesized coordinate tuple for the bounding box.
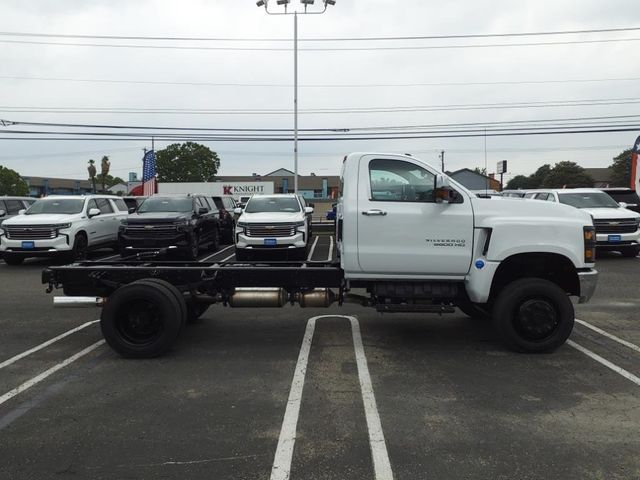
(375, 304, 456, 314)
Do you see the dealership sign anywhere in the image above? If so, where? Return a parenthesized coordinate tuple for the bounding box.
(159, 181, 275, 199)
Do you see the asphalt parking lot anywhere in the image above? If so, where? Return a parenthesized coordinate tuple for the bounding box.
(0, 235, 639, 480)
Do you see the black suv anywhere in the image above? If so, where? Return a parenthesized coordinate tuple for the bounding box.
(209, 195, 237, 243)
(118, 194, 220, 259)
(600, 188, 640, 214)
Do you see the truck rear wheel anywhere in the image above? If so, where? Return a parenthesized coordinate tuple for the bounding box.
(100, 280, 184, 358)
(135, 278, 187, 332)
(492, 278, 574, 353)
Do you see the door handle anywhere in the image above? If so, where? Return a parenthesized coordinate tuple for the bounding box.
(362, 209, 387, 216)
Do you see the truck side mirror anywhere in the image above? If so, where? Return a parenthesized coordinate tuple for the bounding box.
(233, 207, 243, 215)
(197, 207, 209, 215)
(304, 206, 314, 214)
(619, 201, 628, 208)
(18, 209, 26, 215)
(128, 207, 136, 214)
(434, 175, 454, 203)
(0, 209, 5, 218)
(88, 208, 101, 218)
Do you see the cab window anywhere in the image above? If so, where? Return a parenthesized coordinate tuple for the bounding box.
(369, 159, 437, 202)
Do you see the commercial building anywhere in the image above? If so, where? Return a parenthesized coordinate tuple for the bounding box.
(22, 176, 93, 197)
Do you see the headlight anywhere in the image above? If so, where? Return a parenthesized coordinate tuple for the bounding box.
(55, 223, 72, 229)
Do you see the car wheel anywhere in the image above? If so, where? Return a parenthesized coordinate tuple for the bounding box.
(136, 278, 188, 332)
(100, 280, 184, 358)
(492, 277, 574, 353)
(3, 253, 24, 265)
(187, 234, 200, 260)
(72, 233, 88, 261)
(621, 245, 640, 257)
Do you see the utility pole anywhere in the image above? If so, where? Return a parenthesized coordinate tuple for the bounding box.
(440, 150, 445, 171)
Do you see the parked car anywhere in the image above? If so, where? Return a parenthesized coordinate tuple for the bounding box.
(234, 194, 313, 260)
(0, 195, 128, 265)
(599, 188, 640, 214)
(501, 190, 527, 198)
(0, 196, 36, 226)
(209, 195, 238, 244)
(118, 194, 220, 260)
(122, 196, 147, 213)
(529, 188, 640, 257)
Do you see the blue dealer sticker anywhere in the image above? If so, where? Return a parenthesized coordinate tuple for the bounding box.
(475, 259, 485, 269)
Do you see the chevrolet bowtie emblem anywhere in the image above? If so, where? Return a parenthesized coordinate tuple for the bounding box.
(144, 225, 154, 229)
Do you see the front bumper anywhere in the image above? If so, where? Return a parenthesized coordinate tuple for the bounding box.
(577, 268, 598, 304)
(0, 234, 72, 255)
(118, 231, 192, 251)
(595, 230, 639, 249)
(235, 232, 306, 250)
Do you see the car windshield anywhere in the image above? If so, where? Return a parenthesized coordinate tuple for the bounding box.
(138, 197, 193, 213)
(25, 198, 84, 215)
(558, 192, 620, 209)
(245, 196, 301, 213)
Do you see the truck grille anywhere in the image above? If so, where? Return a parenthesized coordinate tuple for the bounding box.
(5, 225, 57, 240)
(124, 224, 178, 238)
(245, 223, 297, 237)
(594, 219, 638, 234)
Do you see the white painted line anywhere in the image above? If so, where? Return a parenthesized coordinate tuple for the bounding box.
(270, 315, 393, 480)
(350, 317, 395, 480)
(306, 236, 320, 261)
(327, 235, 334, 262)
(221, 252, 236, 262)
(0, 340, 105, 407)
(96, 253, 120, 261)
(198, 244, 234, 263)
(575, 318, 640, 354)
(0, 320, 100, 370)
(567, 340, 640, 387)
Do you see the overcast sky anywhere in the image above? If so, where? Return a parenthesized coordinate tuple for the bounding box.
(0, 0, 639, 183)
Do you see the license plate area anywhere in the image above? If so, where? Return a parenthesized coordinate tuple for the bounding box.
(21, 241, 35, 249)
(264, 238, 277, 246)
(608, 235, 622, 242)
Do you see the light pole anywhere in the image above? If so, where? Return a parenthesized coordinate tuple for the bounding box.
(256, 0, 336, 194)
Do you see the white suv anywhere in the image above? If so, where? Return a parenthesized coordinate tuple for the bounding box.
(234, 194, 313, 260)
(528, 188, 640, 257)
(0, 195, 129, 265)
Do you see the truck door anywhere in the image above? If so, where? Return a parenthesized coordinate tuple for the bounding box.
(356, 155, 474, 276)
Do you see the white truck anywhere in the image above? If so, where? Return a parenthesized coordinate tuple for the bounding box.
(44, 153, 598, 357)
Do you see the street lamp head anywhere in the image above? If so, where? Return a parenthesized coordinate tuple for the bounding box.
(256, 0, 266, 6)
(325, 0, 336, 5)
(276, 0, 290, 4)
(300, 0, 315, 4)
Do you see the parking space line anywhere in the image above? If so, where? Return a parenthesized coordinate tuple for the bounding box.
(0, 340, 105, 407)
(567, 340, 640, 387)
(270, 315, 393, 480)
(575, 318, 640, 354)
(327, 235, 334, 262)
(199, 245, 234, 263)
(220, 252, 235, 262)
(306, 236, 320, 261)
(95, 253, 120, 261)
(0, 320, 100, 370)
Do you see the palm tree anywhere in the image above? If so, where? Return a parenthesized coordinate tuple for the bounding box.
(87, 159, 97, 193)
(100, 156, 111, 192)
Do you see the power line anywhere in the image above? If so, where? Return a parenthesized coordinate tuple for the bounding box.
(2, 37, 640, 51)
(1, 74, 638, 89)
(1, 26, 638, 42)
(1, 97, 639, 115)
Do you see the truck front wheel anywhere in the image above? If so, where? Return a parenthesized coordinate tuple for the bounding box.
(100, 280, 184, 358)
(492, 278, 574, 353)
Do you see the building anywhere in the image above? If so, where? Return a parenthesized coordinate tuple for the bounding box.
(22, 176, 94, 197)
(215, 168, 340, 200)
(447, 169, 501, 191)
(583, 167, 614, 187)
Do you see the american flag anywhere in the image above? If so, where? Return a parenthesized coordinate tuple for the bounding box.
(142, 150, 157, 196)
(632, 134, 640, 191)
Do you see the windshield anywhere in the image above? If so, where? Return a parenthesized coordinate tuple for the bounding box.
(558, 192, 620, 209)
(138, 197, 193, 213)
(245, 196, 301, 213)
(25, 198, 85, 215)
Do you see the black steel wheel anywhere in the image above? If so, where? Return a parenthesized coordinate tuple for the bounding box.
(2, 253, 24, 265)
(187, 233, 200, 260)
(100, 280, 183, 358)
(492, 277, 574, 353)
(135, 278, 188, 332)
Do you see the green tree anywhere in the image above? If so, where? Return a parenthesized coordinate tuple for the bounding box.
(156, 142, 221, 182)
(541, 161, 594, 188)
(609, 148, 632, 187)
(95, 174, 125, 190)
(528, 164, 552, 188)
(0, 165, 29, 196)
(472, 167, 487, 176)
(505, 175, 530, 190)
